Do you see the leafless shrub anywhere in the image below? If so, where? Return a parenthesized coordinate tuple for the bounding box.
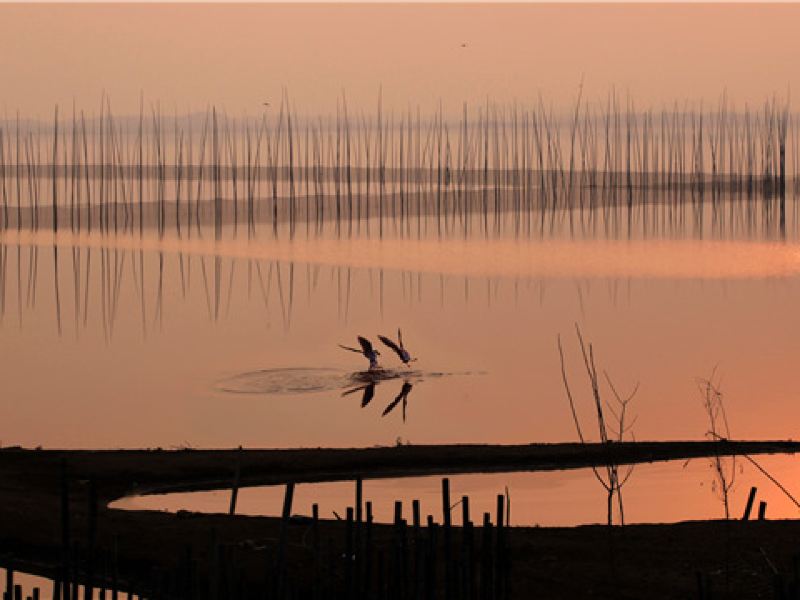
(696, 368, 736, 519)
(558, 324, 640, 525)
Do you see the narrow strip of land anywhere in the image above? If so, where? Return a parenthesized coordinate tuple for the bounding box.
(3, 439, 797, 500)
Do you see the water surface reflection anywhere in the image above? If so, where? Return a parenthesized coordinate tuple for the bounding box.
(1, 195, 800, 467)
(112, 455, 800, 526)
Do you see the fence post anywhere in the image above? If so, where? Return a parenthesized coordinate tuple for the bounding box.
(742, 486, 757, 520)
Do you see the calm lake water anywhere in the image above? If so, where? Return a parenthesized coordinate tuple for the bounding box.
(2, 185, 800, 525)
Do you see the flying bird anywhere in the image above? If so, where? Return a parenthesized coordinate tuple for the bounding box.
(262, 102, 271, 107)
(460, 43, 468, 48)
(339, 336, 381, 370)
(378, 329, 415, 366)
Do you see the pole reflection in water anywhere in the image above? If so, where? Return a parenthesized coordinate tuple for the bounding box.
(0, 187, 799, 462)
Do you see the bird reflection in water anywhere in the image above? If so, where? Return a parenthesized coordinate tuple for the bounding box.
(382, 380, 414, 421)
(342, 381, 377, 407)
(342, 379, 415, 421)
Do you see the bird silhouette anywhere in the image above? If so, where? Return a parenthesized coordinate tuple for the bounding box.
(339, 336, 381, 370)
(378, 329, 415, 366)
(382, 381, 414, 421)
(342, 382, 377, 407)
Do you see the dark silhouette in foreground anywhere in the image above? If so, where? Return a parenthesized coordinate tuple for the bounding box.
(1, 442, 800, 599)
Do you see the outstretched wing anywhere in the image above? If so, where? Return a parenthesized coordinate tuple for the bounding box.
(383, 381, 413, 417)
(361, 383, 375, 407)
(339, 344, 362, 354)
(378, 335, 403, 359)
(357, 336, 374, 355)
(399, 381, 413, 397)
(342, 383, 367, 396)
(382, 394, 402, 417)
(342, 382, 376, 407)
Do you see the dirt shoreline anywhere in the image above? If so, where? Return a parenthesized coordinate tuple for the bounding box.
(4, 439, 797, 499)
(1, 439, 799, 599)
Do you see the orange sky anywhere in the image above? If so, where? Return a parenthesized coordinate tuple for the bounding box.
(0, 3, 798, 117)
